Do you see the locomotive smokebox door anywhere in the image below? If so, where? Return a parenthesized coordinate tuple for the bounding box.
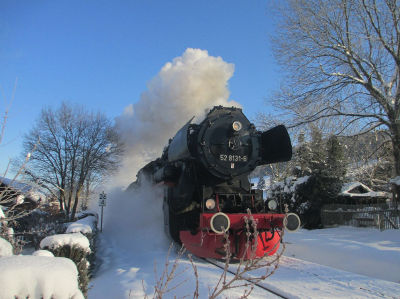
(260, 125, 292, 164)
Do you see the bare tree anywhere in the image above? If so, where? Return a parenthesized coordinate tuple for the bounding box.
(23, 102, 123, 220)
(268, 0, 400, 199)
(0, 79, 40, 253)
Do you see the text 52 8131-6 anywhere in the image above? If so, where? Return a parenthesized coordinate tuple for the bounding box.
(219, 154, 248, 162)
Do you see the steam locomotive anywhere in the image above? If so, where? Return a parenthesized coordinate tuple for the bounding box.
(130, 106, 300, 259)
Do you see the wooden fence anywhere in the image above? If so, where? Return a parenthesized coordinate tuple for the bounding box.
(321, 203, 400, 230)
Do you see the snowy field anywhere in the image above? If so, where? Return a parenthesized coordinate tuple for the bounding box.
(87, 187, 400, 298)
(284, 227, 400, 284)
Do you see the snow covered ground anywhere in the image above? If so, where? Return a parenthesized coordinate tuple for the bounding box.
(88, 186, 400, 298)
(284, 227, 400, 284)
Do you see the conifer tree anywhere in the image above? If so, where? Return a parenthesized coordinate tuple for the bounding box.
(309, 125, 325, 173)
(293, 131, 312, 177)
(326, 135, 347, 180)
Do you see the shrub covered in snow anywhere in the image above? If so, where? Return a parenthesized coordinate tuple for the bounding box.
(40, 232, 91, 253)
(0, 255, 84, 299)
(66, 215, 97, 235)
(66, 213, 98, 276)
(40, 232, 91, 296)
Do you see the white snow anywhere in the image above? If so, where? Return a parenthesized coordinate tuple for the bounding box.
(284, 227, 400, 283)
(32, 250, 55, 257)
(0, 237, 13, 257)
(0, 206, 4, 219)
(40, 232, 91, 253)
(66, 215, 97, 234)
(87, 182, 400, 298)
(0, 256, 84, 299)
(2, 182, 399, 298)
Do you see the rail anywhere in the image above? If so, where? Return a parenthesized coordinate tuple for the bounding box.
(203, 258, 289, 299)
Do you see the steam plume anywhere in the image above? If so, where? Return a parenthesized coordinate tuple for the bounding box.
(112, 48, 239, 187)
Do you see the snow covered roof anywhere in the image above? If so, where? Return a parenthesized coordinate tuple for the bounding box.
(390, 176, 400, 186)
(0, 256, 84, 299)
(340, 182, 388, 198)
(0, 176, 46, 203)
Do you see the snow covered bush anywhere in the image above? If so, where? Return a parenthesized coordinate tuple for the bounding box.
(267, 176, 310, 214)
(66, 213, 98, 275)
(0, 255, 84, 298)
(40, 233, 91, 296)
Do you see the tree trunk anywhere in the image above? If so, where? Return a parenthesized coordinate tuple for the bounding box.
(71, 186, 83, 221)
(391, 124, 400, 204)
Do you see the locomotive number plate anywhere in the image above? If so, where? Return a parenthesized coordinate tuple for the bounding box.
(219, 154, 248, 162)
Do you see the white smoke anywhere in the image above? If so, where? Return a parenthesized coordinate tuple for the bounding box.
(101, 183, 169, 252)
(112, 48, 240, 187)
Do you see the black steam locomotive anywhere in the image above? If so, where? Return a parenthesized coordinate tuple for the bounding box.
(131, 106, 300, 259)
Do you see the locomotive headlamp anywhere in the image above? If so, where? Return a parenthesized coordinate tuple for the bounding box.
(267, 199, 278, 211)
(210, 212, 231, 234)
(232, 121, 242, 132)
(205, 198, 216, 210)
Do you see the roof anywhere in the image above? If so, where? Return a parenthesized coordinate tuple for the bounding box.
(340, 182, 388, 198)
(0, 176, 46, 203)
(390, 176, 400, 186)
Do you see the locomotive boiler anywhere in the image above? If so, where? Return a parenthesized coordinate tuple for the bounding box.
(131, 106, 300, 259)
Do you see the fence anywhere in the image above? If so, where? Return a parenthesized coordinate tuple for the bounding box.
(321, 202, 400, 230)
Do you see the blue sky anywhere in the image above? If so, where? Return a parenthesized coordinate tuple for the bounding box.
(0, 0, 282, 173)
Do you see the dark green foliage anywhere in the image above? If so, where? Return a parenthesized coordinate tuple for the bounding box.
(297, 134, 346, 229)
(295, 175, 342, 229)
(326, 135, 347, 179)
(271, 129, 348, 229)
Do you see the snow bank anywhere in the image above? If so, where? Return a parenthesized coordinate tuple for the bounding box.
(0, 256, 83, 299)
(66, 215, 97, 234)
(40, 233, 91, 253)
(32, 250, 54, 257)
(0, 237, 13, 257)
